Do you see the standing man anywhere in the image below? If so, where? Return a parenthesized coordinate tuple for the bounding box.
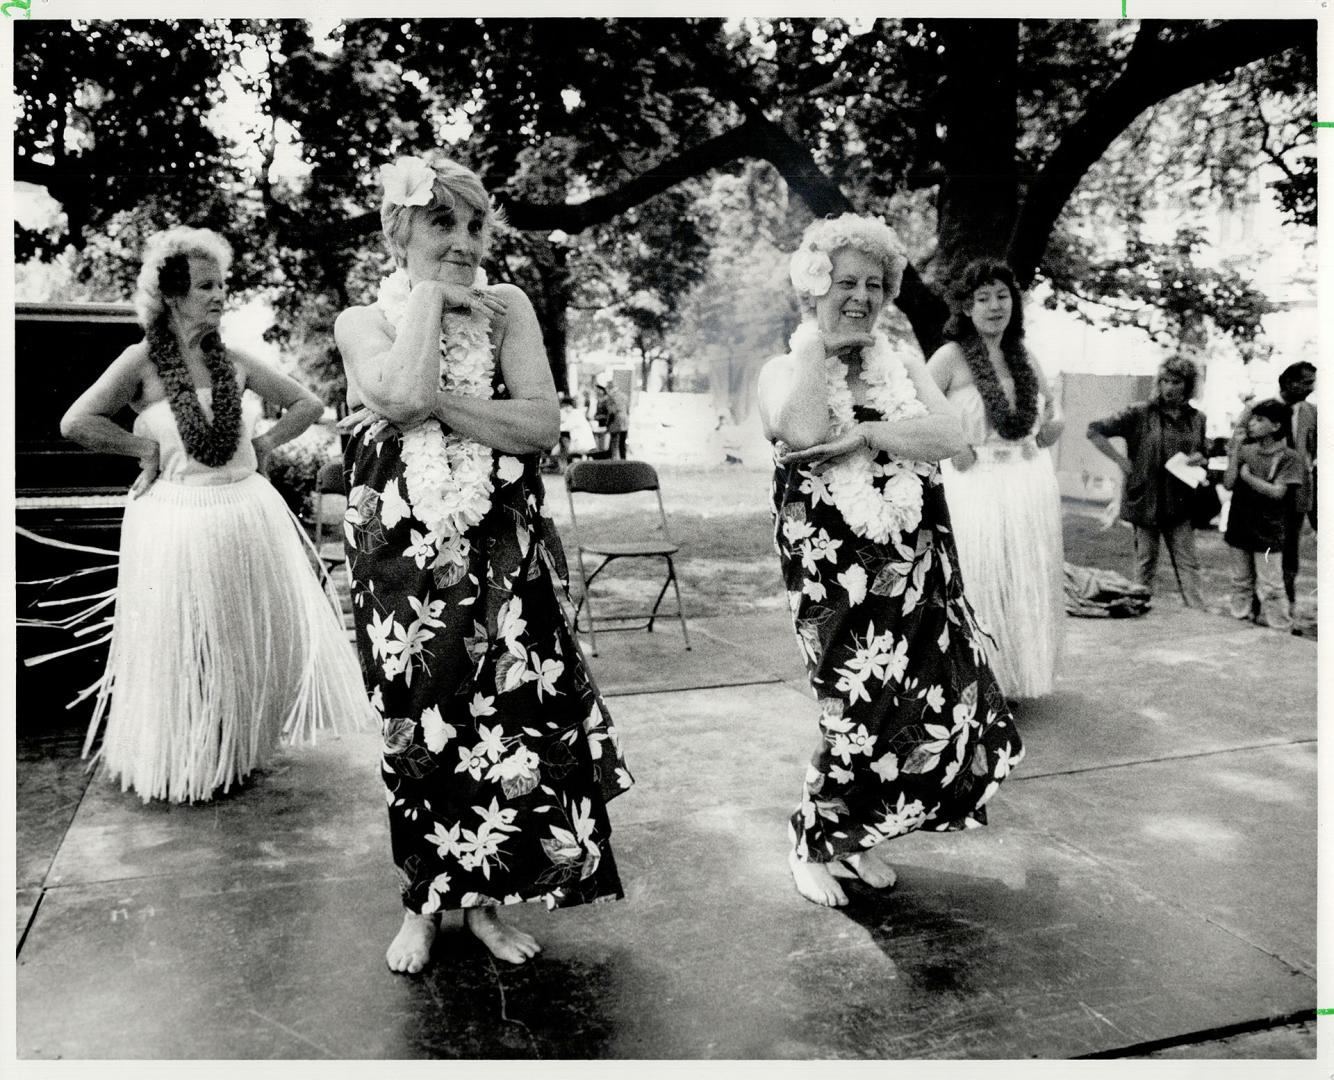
(1087, 356, 1210, 608)
(1276, 361, 1317, 605)
(596, 378, 630, 459)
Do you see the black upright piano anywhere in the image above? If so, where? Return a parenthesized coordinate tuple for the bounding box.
(16, 301, 144, 731)
(16, 301, 143, 539)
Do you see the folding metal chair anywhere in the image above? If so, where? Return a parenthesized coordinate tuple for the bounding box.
(563, 460, 691, 656)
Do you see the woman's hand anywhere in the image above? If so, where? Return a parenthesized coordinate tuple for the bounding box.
(129, 442, 160, 499)
(1098, 483, 1122, 531)
(950, 446, 978, 472)
(337, 405, 396, 440)
(437, 281, 508, 320)
(251, 432, 275, 475)
(778, 427, 868, 468)
(818, 328, 874, 358)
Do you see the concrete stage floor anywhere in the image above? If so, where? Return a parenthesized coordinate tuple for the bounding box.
(13, 599, 1318, 1062)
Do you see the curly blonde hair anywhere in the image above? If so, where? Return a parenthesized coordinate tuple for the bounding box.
(380, 153, 504, 267)
(133, 226, 233, 329)
(790, 213, 909, 307)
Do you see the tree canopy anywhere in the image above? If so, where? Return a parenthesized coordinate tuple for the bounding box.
(15, 17, 1315, 399)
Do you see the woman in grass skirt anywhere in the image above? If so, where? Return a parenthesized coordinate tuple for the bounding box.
(54, 226, 370, 804)
(927, 259, 1065, 699)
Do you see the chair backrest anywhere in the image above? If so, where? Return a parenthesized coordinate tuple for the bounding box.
(315, 459, 347, 496)
(565, 460, 660, 495)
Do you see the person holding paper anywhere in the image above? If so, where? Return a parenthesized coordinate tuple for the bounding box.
(1086, 357, 1209, 608)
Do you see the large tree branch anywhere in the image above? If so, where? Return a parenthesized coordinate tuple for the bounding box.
(324, 105, 949, 349)
(1007, 19, 1311, 285)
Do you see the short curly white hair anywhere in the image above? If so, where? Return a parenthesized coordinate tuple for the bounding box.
(789, 213, 909, 304)
(133, 226, 233, 328)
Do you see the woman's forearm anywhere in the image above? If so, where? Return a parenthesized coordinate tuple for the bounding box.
(860, 413, 965, 463)
(1088, 431, 1130, 474)
(765, 336, 833, 450)
(1222, 441, 1240, 490)
(356, 285, 449, 423)
(255, 398, 324, 454)
(61, 413, 156, 462)
(434, 391, 560, 454)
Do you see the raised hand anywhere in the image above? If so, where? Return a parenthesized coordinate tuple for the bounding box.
(819, 328, 875, 358)
(437, 281, 508, 320)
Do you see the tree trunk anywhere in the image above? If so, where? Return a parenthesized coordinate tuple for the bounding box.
(534, 242, 570, 392)
(933, 19, 1021, 282)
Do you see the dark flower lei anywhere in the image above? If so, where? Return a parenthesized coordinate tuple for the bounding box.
(145, 320, 242, 466)
(960, 336, 1039, 441)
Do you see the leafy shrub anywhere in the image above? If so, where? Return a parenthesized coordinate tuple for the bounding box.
(263, 421, 340, 522)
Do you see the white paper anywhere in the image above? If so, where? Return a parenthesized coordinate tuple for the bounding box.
(1165, 452, 1208, 489)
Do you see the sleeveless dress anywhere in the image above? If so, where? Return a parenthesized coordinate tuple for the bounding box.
(940, 383, 1064, 698)
(86, 388, 371, 803)
(772, 345, 1024, 866)
(343, 305, 631, 916)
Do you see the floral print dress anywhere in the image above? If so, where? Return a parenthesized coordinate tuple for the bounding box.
(343, 286, 631, 915)
(771, 331, 1024, 864)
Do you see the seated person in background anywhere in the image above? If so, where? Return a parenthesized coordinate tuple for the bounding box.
(1223, 398, 1306, 631)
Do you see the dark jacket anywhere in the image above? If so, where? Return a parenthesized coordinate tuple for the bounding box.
(1088, 401, 1208, 529)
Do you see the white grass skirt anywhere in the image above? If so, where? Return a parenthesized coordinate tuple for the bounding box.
(88, 473, 371, 803)
(941, 445, 1065, 699)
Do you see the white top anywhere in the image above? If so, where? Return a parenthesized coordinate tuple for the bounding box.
(946, 382, 1048, 447)
(133, 387, 260, 485)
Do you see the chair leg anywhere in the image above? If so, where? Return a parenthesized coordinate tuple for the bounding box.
(573, 550, 599, 656)
(666, 556, 691, 650)
(646, 563, 674, 633)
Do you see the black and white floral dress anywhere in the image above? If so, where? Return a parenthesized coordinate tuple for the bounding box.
(771, 328, 1024, 864)
(343, 272, 631, 914)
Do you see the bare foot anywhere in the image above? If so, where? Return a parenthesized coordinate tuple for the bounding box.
(464, 906, 542, 965)
(386, 910, 439, 974)
(788, 850, 848, 907)
(837, 849, 897, 889)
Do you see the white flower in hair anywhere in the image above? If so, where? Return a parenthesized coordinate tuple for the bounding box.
(380, 156, 437, 207)
(789, 244, 834, 298)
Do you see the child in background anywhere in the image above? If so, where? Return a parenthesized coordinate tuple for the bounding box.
(1223, 398, 1306, 631)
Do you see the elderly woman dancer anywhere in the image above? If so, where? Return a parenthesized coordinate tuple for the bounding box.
(758, 215, 1025, 908)
(927, 260, 1065, 699)
(57, 226, 369, 804)
(335, 154, 631, 973)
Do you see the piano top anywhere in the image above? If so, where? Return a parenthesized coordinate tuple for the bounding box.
(17, 302, 143, 498)
(16, 301, 140, 324)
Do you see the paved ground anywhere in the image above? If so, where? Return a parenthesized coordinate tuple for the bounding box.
(12, 591, 1319, 1065)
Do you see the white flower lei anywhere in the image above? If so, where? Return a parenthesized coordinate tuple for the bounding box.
(790, 322, 931, 544)
(375, 267, 496, 541)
